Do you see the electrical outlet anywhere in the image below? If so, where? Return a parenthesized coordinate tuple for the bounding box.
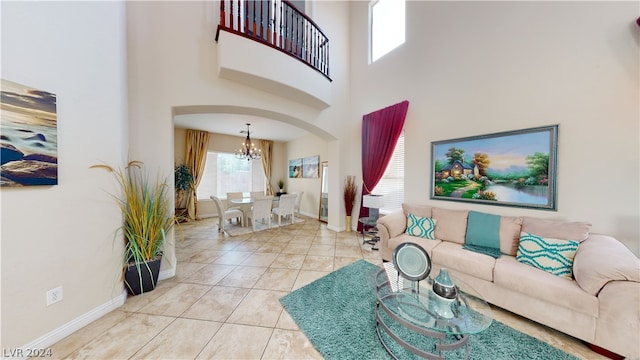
(46, 286, 63, 306)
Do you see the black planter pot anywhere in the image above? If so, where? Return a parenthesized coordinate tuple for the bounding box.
(124, 256, 161, 296)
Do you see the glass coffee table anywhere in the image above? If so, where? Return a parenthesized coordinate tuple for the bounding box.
(373, 264, 493, 360)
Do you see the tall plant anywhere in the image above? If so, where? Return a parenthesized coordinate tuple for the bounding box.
(92, 161, 175, 263)
(344, 175, 357, 216)
(174, 163, 193, 209)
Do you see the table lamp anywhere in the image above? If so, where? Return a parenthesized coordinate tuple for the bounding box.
(363, 194, 384, 221)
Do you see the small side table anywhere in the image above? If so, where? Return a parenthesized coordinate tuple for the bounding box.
(359, 217, 379, 250)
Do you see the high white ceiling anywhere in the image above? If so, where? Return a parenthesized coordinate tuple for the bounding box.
(173, 113, 309, 142)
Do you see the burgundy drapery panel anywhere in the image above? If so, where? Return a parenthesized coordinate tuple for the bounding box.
(357, 100, 409, 231)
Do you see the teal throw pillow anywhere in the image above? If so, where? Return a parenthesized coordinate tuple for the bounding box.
(463, 211, 502, 258)
(405, 213, 437, 239)
(517, 232, 579, 279)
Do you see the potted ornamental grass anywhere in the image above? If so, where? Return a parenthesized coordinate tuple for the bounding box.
(92, 161, 175, 295)
(344, 175, 357, 232)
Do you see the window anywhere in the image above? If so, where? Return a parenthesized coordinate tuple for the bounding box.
(371, 131, 404, 212)
(370, 0, 405, 63)
(197, 152, 265, 200)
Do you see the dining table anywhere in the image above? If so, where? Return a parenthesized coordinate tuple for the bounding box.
(229, 197, 280, 227)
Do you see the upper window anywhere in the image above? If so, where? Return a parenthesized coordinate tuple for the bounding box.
(371, 131, 404, 212)
(197, 152, 265, 200)
(370, 0, 406, 63)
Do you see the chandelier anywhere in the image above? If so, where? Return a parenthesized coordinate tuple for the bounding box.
(236, 123, 262, 161)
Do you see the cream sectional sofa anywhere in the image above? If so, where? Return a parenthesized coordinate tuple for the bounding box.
(376, 203, 640, 358)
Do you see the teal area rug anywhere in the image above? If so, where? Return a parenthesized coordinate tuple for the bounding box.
(280, 260, 578, 360)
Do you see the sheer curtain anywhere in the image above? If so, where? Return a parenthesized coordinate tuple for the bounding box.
(357, 100, 409, 230)
(260, 140, 274, 196)
(185, 129, 211, 220)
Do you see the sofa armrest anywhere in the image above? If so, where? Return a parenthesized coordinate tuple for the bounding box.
(573, 234, 640, 296)
(377, 209, 407, 244)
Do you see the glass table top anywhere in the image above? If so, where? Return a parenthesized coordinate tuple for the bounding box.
(373, 265, 493, 336)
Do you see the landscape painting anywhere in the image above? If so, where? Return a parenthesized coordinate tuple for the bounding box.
(1, 79, 58, 186)
(302, 155, 319, 178)
(289, 158, 302, 178)
(431, 125, 558, 210)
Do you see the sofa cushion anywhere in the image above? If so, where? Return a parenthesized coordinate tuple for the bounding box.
(431, 242, 496, 282)
(464, 211, 501, 258)
(516, 232, 579, 280)
(522, 217, 591, 242)
(573, 234, 640, 296)
(402, 203, 432, 218)
(405, 213, 437, 239)
(388, 234, 441, 258)
(499, 215, 524, 256)
(494, 256, 598, 317)
(431, 208, 469, 244)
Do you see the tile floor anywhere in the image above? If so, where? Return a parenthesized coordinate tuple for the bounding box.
(50, 216, 606, 359)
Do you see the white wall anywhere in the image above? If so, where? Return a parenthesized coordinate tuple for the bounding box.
(349, 1, 640, 254)
(286, 134, 329, 218)
(1, 2, 128, 349)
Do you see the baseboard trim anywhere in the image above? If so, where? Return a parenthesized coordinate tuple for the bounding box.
(18, 290, 127, 358)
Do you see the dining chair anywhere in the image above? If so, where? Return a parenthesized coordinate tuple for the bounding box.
(292, 191, 304, 214)
(248, 196, 273, 231)
(211, 195, 244, 231)
(250, 191, 266, 199)
(226, 192, 243, 211)
(272, 193, 297, 226)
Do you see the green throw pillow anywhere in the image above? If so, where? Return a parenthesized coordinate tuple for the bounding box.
(405, 213, 437, 239)
(516, 232, 579, 279)
(463, 211, 502, 258)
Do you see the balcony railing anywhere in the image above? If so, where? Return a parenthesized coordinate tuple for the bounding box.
(216, 0, 331, 80)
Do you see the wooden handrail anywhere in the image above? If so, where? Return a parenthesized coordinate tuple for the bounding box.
(216, 0, 331, 81)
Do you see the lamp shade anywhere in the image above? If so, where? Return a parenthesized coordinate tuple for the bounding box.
(363, 194, 385, 209)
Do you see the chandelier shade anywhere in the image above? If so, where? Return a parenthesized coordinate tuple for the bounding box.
(236, 123, 262, 161)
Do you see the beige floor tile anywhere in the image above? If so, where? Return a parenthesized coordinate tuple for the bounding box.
(234, 240, 268, 252)
(196, 323, 273, 359)
(227, 289, 287, 327)
(256, 242, 289, 253)
(270, 253, 306, 269)
(240, 252, 279, 267)
(333, 256, 363, 270)
(289, 234, 314, 244)
(292, 270, 330, 290)
(189, 250, 227, 263)
(254, 268, 299, 291)
(49, 310, 130, 359)
(275, 309, 299, 331)
(138, 282, 211, 317)
(312, 237, 336, 247)
(65, 313, 174, 359)
(131, 318, 222, 359)
(119, 280, 179, 313)
(183, 263, 236, 285)
(182, 286, 250, 322)
(262, 329, 323, 360)
(212, 250, 253, 265)
(172, 261, 208, 282)
(301, 255, 334, 271)
(281, 242, 311, 255)
(176, 247, 205, 262)
(307, 244, 335, 256)
(216, 265, 267, 288)
(334, 245, 363, 258)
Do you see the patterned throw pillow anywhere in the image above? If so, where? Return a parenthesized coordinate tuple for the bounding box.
(405, 213, 437, 239)
(516, 232, 579, 279)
